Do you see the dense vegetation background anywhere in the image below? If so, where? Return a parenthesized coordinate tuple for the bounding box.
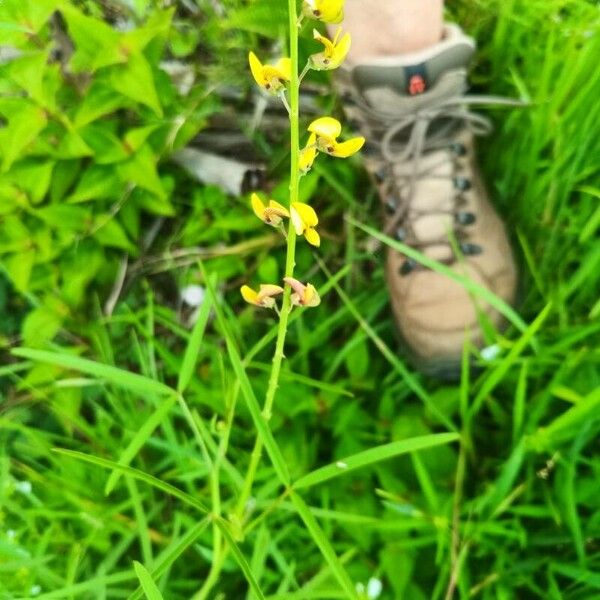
(1, 0, 599, 598)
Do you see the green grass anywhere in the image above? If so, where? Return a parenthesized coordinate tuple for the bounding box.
(2, 0, 600, 599)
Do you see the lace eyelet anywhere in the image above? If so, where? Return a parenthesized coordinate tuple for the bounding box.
(395, 227, 406, 241)
(385, 197, 398, 214)
(455, 211, 476, 226)
(450, 142, 467, 156)
(374, 166, 387, 183)
(400, 259, 417, 276)
(460, 242, 483, 256)
(453, 176, 472, 191)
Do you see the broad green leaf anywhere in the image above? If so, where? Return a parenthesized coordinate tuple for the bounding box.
(105, 394, 178, 495)
(7, 159, 54, 204)
(293, 433, 460, 490)
(0, 103, 47, 172)
(80, 124, 130, 164)
(62, 5, 126, 72)
(4, 249, 36, 294)
(22, 305, 63, 347)
(68, 165, 122, 203)
(52, 448, 208, 513)
(74, 83, 128, 127)
(7, 50, 49, 106)
(92, 217, 137, 253)
(12, 348, 174, 397)
(109, 52, 163, 116)
(0, 0, 58, 43)
(133, 562, 164, 600)
(118, 145, 165, 199)
(122, 8, 174, 53)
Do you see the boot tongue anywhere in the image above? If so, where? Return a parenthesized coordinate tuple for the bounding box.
(348, 25, 476, 113)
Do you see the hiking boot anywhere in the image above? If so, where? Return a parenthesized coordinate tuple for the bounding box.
(336, 24, 518, 378)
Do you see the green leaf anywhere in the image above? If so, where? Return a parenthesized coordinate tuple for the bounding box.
(7, 50, 50, 106)
(104, 394, 178, 495)
(22, 305, 63, 347)
(12, 348, 174, 397)
(177, 289, 213, 394)
(8, 159, 54, 204)
(4, 249, 36, 293)
(52, 448, 208, 514)
(133, 562, 164, 600)
(0, 0, 58, 40)
(61, 5, 126, 72)
(118, 145, 165, 199)
(0, 103, 47, 172)
(128, 519, 210, 600)
(92, 217, 137, 253)
(74, 83, 128, 127)
(226, 4, 288, 38)
(68, 165, 122, 203)
(80, 124, 130, 164)
(293, 433, 460, 490)
(289, 491, 358, 599)
(109, 52, 163, 117)
(215, 518, 266, 600)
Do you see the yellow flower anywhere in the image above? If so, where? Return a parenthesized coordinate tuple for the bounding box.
(290, 202, 320, 247)
(248, 51, 291, 95)
(251, 192, 289, 226)
(240, 284, 284, 308)
(310, 28, 351, 71)
(302, 0, 344, 24)
(308, 116, 365, 157)
(299, 133, 318, 174)
(284, 277, 321, 308)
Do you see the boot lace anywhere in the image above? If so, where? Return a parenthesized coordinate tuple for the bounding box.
(353, 93, 520, 273)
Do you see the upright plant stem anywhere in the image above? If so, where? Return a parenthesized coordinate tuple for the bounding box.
(234, 0, 300, 521)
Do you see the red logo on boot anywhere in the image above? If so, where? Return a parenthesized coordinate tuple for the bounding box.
(408, 74, 426, 95)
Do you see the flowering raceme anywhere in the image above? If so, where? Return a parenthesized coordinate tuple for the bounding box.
(309, 28, 351, 71)
(248, 52, 291, 94)
(302, 0, 344, 24)
(251, 193, 289, 226)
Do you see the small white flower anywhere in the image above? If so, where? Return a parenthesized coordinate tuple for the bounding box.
(15, 480, 32, 494)
(367, 577, 383, 599)
(480, 344, 501, 361)
(336, 461, 348, 469)
(30, 585, 42, 596)
(181, 284, 206, 307)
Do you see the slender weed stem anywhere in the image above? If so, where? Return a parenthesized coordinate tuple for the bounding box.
(233, 0, 300, 523)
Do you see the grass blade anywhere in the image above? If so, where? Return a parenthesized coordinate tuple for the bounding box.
(177, 284, 214, 393)
(289, 491, 358, 600)
(128, 519, 210, 600)
(293, 433, 459, 490)
(133, 561, 164, 600)
(105, 394, 178, 495)
(12, 348, 173, 396)
(216, 518, 267, 600)
(348, 217, 530, 336)
(203, 269, 291, 486)
(53, 448, 208, 513)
